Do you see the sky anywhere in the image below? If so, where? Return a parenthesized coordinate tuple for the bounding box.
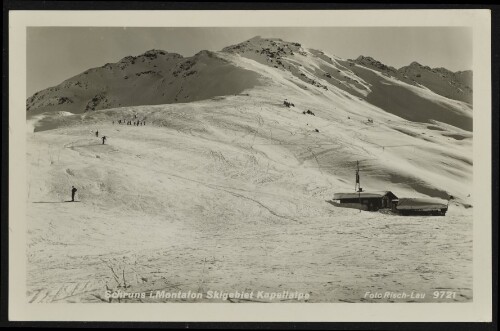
(27, 27, 472, 96)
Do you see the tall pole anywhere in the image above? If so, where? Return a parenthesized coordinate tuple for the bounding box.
(356, 161, 362, 212)
(355, 160, 360, 192)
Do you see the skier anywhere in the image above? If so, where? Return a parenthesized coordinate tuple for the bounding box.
(102, 136, 107, 145)
(95, 130, 99, 137)
(71, 186, 77, 202)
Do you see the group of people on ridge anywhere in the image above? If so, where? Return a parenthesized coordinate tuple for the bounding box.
(113, 114, 146, 126)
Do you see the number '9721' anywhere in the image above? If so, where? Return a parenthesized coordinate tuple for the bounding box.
(433, 291, 456, 299)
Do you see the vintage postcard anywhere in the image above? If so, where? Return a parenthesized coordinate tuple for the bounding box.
(8, 9, 492, 322)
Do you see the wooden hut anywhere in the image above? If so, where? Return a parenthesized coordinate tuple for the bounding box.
(393, 198, 448, 216)
(332, 191, 398, 211)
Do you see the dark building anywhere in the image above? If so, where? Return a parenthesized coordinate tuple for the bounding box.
(393, 198, 448, 216)
(332, 191, 398, 211)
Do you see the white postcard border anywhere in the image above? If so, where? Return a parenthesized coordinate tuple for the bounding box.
(8, 9, 492, 322)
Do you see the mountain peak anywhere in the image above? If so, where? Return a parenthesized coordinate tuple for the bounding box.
(247, 36, 284, 43)
(140, 49, 182, 59)
(356, 55, 375, 62)
(142, 49, 167, 56)
(222, 36, 302, 54)
(352, 55, 396, 72)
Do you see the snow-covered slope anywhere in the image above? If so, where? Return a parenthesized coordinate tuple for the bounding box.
(27, 93, 472, 303)
(353, 56, 473, 104)
(28, 35, 474, 211)
(25, 36, 473, 303)
(221, 36, 472, 131)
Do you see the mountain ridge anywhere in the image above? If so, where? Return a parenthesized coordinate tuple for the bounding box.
(27, 36, 472, 131)
(351, 55, 472, 103)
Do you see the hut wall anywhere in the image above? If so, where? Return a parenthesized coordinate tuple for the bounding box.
(330, 201, 369, 211)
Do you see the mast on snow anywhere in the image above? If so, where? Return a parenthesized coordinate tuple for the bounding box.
(355, 160, 363, 193)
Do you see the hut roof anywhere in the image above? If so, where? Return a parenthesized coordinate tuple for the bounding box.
(396, 198, 447, 210)
(333, 192, 383, 200)
(372, 191, 398, 199)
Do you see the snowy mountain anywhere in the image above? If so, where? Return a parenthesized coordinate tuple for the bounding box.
(222, 36, 472, 130)
(353, 56, 472, 104)
(26, 49, 261, 115)
(26, 36, 474, 303)
(27, 36, 472, 130)
(27, 36, 474, 201)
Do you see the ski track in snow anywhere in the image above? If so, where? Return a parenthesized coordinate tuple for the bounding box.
(26, 92, 473, 303)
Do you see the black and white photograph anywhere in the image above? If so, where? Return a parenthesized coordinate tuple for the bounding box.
(7, 9, 493, 323)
